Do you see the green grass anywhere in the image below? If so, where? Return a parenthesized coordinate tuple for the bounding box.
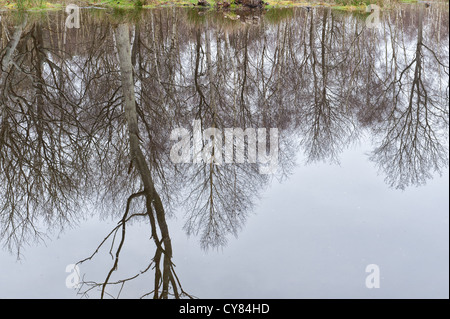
(2, 0, 63, 10)
(265, 7, 293, 23)
(333, 0, 372, 6)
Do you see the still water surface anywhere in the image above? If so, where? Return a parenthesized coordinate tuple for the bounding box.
(0, 4, 448, 298)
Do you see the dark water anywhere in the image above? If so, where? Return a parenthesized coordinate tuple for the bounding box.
(0, 4, 448, 298)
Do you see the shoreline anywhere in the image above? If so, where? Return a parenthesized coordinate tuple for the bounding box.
(0, 1, 423, 12)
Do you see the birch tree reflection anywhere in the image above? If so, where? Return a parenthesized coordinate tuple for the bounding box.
(0, 4, 448, 298)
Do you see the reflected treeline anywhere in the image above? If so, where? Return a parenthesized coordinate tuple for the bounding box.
(0, 5, 448, 298)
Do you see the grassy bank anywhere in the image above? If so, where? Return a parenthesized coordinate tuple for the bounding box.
(0, 0, 422, 11)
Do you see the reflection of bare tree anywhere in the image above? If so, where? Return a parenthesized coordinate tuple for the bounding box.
(0, 17, 91, 255)
(299, 9, 358, 163)
(369, 5, 449, 189)
(85, 24, 186, 299)
(177, 26, 270, 249)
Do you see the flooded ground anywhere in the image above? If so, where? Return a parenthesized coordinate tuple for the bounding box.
(0, 3, 448, 298)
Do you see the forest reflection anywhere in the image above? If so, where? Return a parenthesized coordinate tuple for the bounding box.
(0, 4, 448, 298)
